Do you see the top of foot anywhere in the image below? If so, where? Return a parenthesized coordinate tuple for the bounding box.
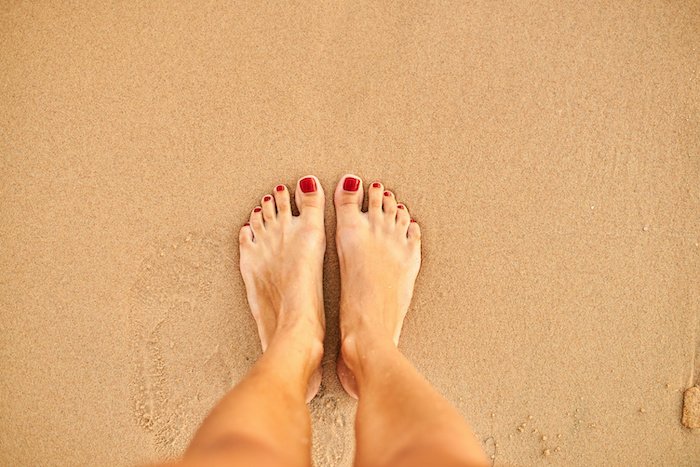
(333, 174, 422, 398)
(238, 175, 326, 402)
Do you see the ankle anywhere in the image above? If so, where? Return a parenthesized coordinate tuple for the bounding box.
(262, 336, 323, 388)
(340, 328, 395, 377)
(268, 323, 324, 371)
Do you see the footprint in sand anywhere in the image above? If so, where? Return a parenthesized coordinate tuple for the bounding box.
(128, 226, 258, 457)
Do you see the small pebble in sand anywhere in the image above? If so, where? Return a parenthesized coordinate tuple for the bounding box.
(642, 225, 649, 231)
(557, 434, 562, 438)
(159, 251, 165, 257)
(490, 412, 495, 418)
(490, 454, 495, 460)
(185, 234, 192, 242)
(639, 407, 646, 414)
(590, 205, 595, 210)
(517, 424, 525, 433)
(543, 449, 551, 457)
(335, 416, 344, 427)
(508, 434, 513, 439)
(555, 446, 561, 452)
(541, 435, 548, 441)
(665, 383, 671, 389)
(528, 415, 533, 420)
(531, 428, 537, 434)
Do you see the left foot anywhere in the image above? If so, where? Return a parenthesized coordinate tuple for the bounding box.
(238, 176, 326, 402)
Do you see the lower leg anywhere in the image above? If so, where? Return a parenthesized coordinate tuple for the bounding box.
(184, 328, 321, 466)
(343, 332, 487, 467)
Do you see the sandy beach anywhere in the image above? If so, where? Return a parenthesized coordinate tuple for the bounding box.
(1, 1, 698, 465)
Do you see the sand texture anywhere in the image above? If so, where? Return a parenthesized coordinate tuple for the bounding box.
(1, 1, 699, 465)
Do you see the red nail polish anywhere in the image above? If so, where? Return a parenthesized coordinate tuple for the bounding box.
(275, 185, 285, 192)
(372, 182, 381, 188)
(263, 195, 272, 202)
(299, 177, 317, 193)
(410, 219, 416, 223)
(397, 204, 405, 209)
(244, 222, 250, 226)
(383, 191, 391, 197)
(253, 207, 262, 213)
(343, 177, 360, 192)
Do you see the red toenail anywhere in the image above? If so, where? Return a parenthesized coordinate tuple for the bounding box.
(343, 176, 360, 192)
(253, 207, 262, 213)
(384, 191, 391, 197)
(372, 182, 381, 188)
(299, 177, 317, 193)
(263, 195, 272, 202)
(244, 222, 250, 226)
(410, 219, 416, 223)
(275, 185, 285, 192)
(397, 204, 405, 209)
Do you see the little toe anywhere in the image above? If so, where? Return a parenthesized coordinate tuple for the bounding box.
(249, 206, 265, 234)
(239, 222, 254, 245)
(407, 218, 421, 242)
(382, 190, 397, 222)
(395, 202, 411, 235)
(294, 175, 325, 222)
(367, 181, 384, 221)
(273, 184, 291, 218)
(261, 194, 276, 222)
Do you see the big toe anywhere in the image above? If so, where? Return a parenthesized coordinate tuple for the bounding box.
(334, 174, 364, 223)
(294, 175, 325, 222)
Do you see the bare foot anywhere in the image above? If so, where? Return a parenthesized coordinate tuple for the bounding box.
(334, 175, 422, 399)
(238, 176, 326, 402)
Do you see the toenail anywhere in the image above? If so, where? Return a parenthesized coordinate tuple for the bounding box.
(410, 219, 416, 223)
(253, 207, 262, 213)
(372, 182, 381, 188)
(244, 222, 250, 226)
(383, 191, 391, 197)
(343, 176, 360, 192)
(397, 204, 405, 209)
(263, 195, 272, 202)
(299, 177, 317, 193)
(275, 185, 285, 192)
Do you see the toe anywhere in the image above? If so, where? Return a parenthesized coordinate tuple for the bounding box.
(382, 190, 397, 222)
(249, 206, 265, 234)
(395, 202, 411, 234)
(261, 194, 276, 222)
(239, 222, 254, 245)
(294, 175, 325, 221)
(407, 218, 421, 242)
(274, 184, 291, 218)
(367, 181, 384, 221)
(334, 174, 364, 220)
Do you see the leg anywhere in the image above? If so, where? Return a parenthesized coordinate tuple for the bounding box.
(172, 176, 327, 467)
(333, 175, 489, 467)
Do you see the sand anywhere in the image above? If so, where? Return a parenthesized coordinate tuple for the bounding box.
(1, 1, 698, 465)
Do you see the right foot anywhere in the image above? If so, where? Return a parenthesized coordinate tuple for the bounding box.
(334, 175, 422, 399)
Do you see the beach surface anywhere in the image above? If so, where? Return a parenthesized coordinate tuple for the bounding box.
(1, 1, 699, 465)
